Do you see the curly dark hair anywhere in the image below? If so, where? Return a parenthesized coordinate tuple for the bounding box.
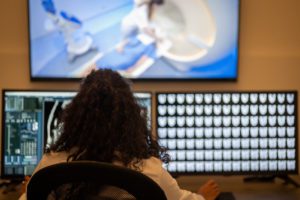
(48, 69, 169, 169)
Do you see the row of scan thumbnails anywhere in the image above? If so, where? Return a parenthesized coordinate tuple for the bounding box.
(163, 160, 296, 172)
(156, 93, 296, 105)
(157, 127, 296, 138)
(157, 116, 295, 127)
(157, 104, 295, 116)
(163, 149, 296, 161)
(158, 138, 296, 150)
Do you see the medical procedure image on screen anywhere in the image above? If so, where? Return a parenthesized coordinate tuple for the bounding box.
(2, 91, 152, 177)
(156, 92, 297, 174)
(29, 0, 239, 79)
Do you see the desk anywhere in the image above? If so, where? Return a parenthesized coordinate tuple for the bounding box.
(177, 175, 300, 200)
(1, 175, 300, 200)
(0, 179, 22, 199)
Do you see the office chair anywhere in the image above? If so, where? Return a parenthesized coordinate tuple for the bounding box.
(26, 161, 167, 200)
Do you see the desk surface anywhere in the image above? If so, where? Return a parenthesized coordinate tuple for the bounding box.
(177, 175, 300, 200)
(1, 175, 300, 200)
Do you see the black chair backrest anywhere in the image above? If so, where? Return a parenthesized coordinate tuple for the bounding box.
(27, 161, 167, 200)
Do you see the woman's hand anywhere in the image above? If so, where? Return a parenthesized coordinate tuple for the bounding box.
(197, 179, 220, 200)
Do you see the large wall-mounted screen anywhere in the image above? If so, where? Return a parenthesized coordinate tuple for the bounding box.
(28, 0, 239, 80)
(156, 92, 298, 175)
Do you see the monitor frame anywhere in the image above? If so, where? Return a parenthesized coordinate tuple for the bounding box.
(1, 89, 152, 179)
(1, 89, 76, 179)
(156, 91, 298, 176)
(27, 0, 241, 82)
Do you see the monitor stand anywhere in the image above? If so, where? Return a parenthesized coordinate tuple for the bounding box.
(243, 175, 300, 188)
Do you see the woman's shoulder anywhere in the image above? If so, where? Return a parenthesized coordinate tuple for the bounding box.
(138, 157, 166, 186)
(143, 156, 163, 165)
(141, 156, 164, 173)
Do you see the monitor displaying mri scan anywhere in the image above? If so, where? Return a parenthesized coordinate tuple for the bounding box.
(28, 0, 239, 80)
(1, 90, 152, 178)
(156, 92, 298, 174)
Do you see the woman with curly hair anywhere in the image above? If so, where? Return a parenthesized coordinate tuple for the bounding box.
(20, 69, 220, 200)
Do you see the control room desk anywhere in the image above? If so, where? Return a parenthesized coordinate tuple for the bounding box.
(177, 175, 300, 200)
(1, 175, 300, 200)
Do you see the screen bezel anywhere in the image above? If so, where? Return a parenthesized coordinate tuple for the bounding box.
(27, 0, 241, 82)
(1, 89, 77, 179)
(156, 91, 298, 176)
(1, 89, 153, 179)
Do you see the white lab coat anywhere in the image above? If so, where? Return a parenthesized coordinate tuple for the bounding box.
(19, 151, 205, 200)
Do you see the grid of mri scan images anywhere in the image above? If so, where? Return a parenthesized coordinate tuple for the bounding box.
(156, 92, 297, 174)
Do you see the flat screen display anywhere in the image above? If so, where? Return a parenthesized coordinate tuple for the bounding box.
(1, 90, 151, 178)
(28, 0, 239, 80)
(156, 92, 298, 174)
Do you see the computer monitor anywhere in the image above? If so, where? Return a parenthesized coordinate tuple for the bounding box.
(28, 0, 239, 80)
(156, 92, 298, 175)
(1, 90, 152, 178)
